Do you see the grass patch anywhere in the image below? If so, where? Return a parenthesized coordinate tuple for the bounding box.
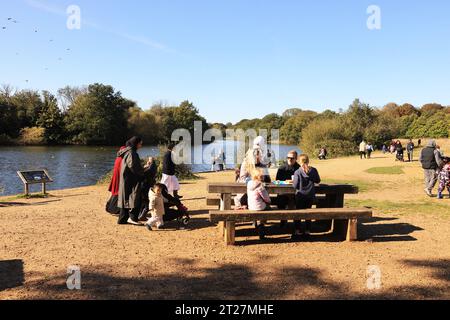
(366, 166, 405, 175)
(346, 199, 450, 217)
(4, 193, 50, 201)
(322, 179, 379, 193)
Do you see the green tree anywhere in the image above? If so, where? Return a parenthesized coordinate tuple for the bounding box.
(341, 99, 376, 143)
(11, 90, 44, 128)
(127, 107, 160, 145)
(65, 83, 135, 145)
(280, 110, 317, 145)
(36, 91, 64, 144)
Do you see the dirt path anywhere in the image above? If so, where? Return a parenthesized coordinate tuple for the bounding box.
(1, 148, 449, 300)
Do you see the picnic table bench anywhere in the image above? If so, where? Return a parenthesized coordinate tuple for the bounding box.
(207, 182, 372, 245)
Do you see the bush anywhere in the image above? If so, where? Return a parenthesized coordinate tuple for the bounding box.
(300, 118, 356, 158)
(17, 127, 46, 145)
(406, 111, 450, 138)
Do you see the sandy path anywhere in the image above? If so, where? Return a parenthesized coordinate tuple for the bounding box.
(0, 148, 449, 300)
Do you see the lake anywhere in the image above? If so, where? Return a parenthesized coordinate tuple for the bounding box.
(0, 141, 301, 196)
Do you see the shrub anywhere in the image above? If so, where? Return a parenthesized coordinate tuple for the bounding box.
(406, 111, 450, 138)
(17, 127, 46, 145)
(300, 118, 356, 158)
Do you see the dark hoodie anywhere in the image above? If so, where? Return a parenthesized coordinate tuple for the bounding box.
(293, 167, 321, 198)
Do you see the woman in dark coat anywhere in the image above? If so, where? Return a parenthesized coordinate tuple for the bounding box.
(118, 136, 145, 225)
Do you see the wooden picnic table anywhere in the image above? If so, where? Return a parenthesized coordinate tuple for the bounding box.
(207, 182, 361, 243)
(207, 182, 359, 210)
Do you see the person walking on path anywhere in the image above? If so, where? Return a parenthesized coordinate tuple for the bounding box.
(407, 139, 415, 162)
(161, 143, 182, 200)
(419, 139, 443, 197)
(118, 136, 146, 225)
(359, 140, 367, 159)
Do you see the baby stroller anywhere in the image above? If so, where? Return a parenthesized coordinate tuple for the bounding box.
(161, 185, 191, 228)
(396, 147, 405, 162)
(139, 184, 190, 228)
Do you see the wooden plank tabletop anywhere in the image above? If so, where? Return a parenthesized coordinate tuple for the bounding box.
(207, 183, 359, 195)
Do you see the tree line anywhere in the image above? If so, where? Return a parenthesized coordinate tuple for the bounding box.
(227, 100, 450, 157)
(0, 83, 208, 146)
(1, 83, 449, 157)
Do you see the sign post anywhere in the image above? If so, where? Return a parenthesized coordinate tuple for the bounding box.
(17, 170, 53, 196)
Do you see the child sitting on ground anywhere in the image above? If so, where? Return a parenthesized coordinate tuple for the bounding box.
(145, 183, 166, 231)
(438, 157, 450, 199)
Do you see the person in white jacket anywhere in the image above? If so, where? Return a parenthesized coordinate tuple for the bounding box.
(145, 184, 166, 230)
(359, 140, 367, 159)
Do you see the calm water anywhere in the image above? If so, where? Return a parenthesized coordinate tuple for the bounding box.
(0, 142, 300, 196)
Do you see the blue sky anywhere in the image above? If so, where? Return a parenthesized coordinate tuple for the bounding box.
(1, 0, 450, 123)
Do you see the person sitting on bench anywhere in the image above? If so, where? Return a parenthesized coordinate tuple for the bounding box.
(248, 169, 271, 240)
(292, 154, 321, 240)
(276, 150, 300, 227)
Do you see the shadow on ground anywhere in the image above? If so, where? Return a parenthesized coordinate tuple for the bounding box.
(226, 216, 423, 245)
(0, 260, 24, 291)
(11, 258, 450, 300)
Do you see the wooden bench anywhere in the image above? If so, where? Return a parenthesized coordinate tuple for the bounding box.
(209, 207, 373, 245)
(206, 195, 329, 208)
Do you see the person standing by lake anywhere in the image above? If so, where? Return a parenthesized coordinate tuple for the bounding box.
(419, 139, 443, 197)
(359, 140, 367, 159)
(215, 149, 226, 171)
(161, 143, 182, 200)
(118, 136, 145, 225)
(292, 154, 321, 240)
(407, 139, 415, 162)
